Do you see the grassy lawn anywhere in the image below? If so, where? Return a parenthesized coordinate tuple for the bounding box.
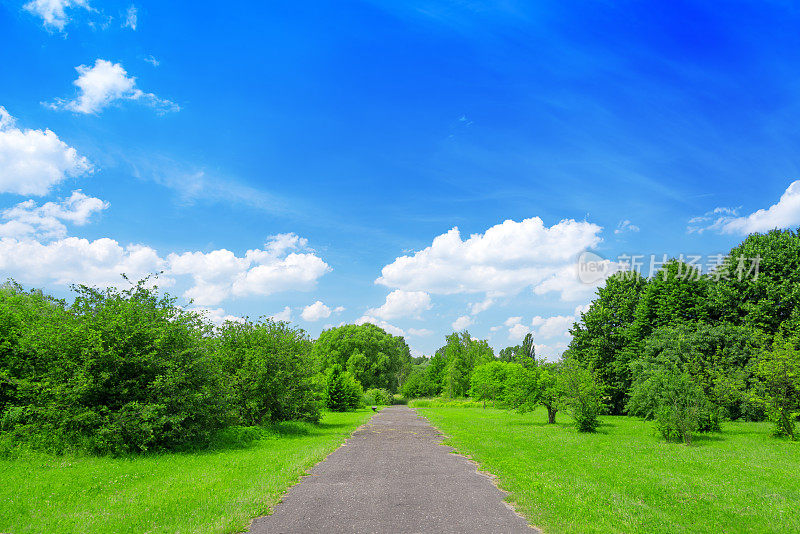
(0, 409, 373, 534)
(419, 406, 800, 534)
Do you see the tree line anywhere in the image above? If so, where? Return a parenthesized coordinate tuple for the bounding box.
(0, 280, 411, 455)
(404, 229, 800, 443)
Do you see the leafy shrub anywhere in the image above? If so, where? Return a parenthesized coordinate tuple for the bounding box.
(401, 368, 439, 398)
(629, 364, 709, 444)
(559, 360, 605, 432)
(0, 280, 227, 454)
(214, 318, 320, 425)
(324, 365, 363, 411)
(470, 361, 513, 407)
(363, 388, 392, 406)
(751, 336, 800, 440)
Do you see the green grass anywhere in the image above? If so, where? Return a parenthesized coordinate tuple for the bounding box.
(418, 406, 800, 534)
(0, 409, 373, 534)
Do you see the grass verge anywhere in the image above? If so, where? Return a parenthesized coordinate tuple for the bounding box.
(0, 409, 373, 534)
(418, 406, 800, 534)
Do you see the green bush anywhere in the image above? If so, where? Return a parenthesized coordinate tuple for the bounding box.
(559, 359, 605, 432)
(629, 364, 709, 444)
(213, 319, 320, 425)
(751, 336, 800, 440)
(0, 280, 227, 454)
(324, 365, 363, 411)
(363, 388, 392, 406)
(401, 368, 439, 398)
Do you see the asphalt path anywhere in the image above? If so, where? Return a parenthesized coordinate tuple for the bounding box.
(248, 405, 537, 533)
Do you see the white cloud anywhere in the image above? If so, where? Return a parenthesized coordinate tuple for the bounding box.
(614, 219, 640, 234)
(469, 297, 494, 315)
(302, 300, 337, 321)
(0, 236, 165, 288)
(189, 306, 243, 325)
(452, 315, 473, 331)
(168, 233, 331, 306)
(368, 289, 431, 320)
(407, 328, 433, 337)
(47, 59, 178, 115)
(24, 0, 91, 30)
(355, 315, 405, 337)
(0, 190, 107, 239)
(144, 55, 160, 67)
(122, 5, 137, 30)
(377, 217, 603, 302)
(691, 181, 800, 235)
(269, 306, 292, 322)
(530, 303, 587, 340)
(0, 107, 93, 195)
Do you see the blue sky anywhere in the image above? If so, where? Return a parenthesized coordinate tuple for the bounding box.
(1, 0, 800, 358)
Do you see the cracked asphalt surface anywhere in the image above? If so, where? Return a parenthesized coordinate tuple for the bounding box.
(248, 405, 537, 533)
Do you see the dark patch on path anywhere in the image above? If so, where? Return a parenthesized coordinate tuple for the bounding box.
(248, 405, 537, 533)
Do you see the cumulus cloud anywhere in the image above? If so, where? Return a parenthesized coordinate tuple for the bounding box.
(0, 236, 165, 288)
(24, 0, 92, 30)
(122, 5, 137, 30)
(690, 181, 800, 235)
(189, 306, 243, 325)
(47, 59, 178, 115)
(355, 315, 405, 337)
(614, 219, 640, 234)
(452, 315, 473, 331)
(168, 233, 330, 306)
(376, 217, 603, 302)
(368, 289, 431, 320)
(269, 306, 292, 322)
(301, 301, 344, 322)
(0, 190, 107, 239)
(0, 107, 93, 195)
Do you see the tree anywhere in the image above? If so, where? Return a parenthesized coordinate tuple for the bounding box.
(505, 362, 561, 423)
(214, 318, 320, 425)
(559, 359, 605, 432)
(470, 361, 510, 408)
(442, 332, 494, 397)
(324, 364, 364, 411)
(312, 323, 412, 392)
(707, 229, 800, 337)
(566, 271, 646, 414)
(752, 336, 800, 440)
(499, 333, 537, 368)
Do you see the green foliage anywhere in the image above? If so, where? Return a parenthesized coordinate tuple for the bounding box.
(0, 280, 226, 454)
(312, 323, 412, 392)
(707, 229, 800, 336)
(567, 271, 646, 414)
(323, 365, 364, 411)
(498, 333, 537, 368)
(363, 388, 392, 406)
(441, 332, 494, 397)
(627, 323, 763, 441)
(401, 366, 439, 398)
(213, 319, 320, 425)
(751, 336, 800, 439)
(505, 361, 561, 423)
(469, 361, 512, 407)
(559, 359, 604, 432)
